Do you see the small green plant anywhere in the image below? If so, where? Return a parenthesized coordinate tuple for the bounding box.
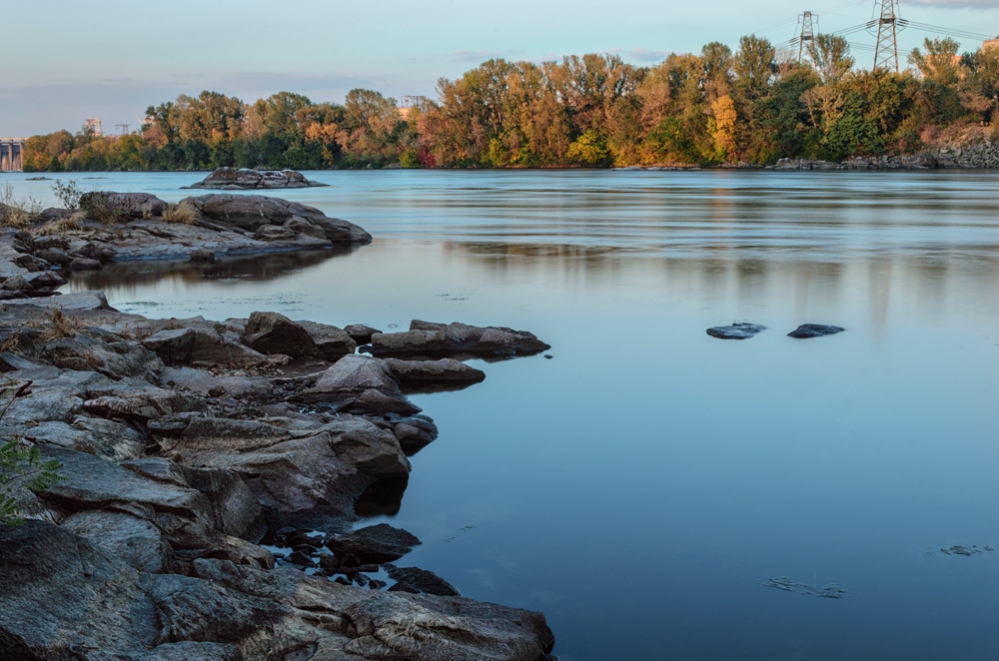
(0, 381, 63, 526)
(51, 180, 83, 211)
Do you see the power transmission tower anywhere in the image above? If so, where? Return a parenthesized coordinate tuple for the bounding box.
(798, 12, 817, 63)
(874, 0, 900, 72)
(115, 124, 131, 135)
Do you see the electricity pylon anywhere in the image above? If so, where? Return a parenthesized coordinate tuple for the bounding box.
(874, 0, 900, 72)
(798, 12, 817, 63)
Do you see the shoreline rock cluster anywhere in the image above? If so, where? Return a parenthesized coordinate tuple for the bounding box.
(774, 142, 999, 171)
(0, 202, 557, 659)
(185, 168, 330, 190)
(0, 192, 370, 299)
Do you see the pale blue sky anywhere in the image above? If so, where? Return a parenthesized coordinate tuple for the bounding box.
(2, 0, 997, 135)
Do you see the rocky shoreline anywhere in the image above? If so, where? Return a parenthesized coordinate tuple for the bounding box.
(774, 142, 999, 171)
(0, 197, 557, 660)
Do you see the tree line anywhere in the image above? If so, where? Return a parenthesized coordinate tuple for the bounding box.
(21, 35, 999, 172)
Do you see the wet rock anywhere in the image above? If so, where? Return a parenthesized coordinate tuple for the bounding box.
(36, 246, 72, 266)
(69, 256, 102, 270)
(189, 248, 216, 263)
(788, 324, 846, 339)
(186, 167, 329, 190)
(384, 563, 461, 597)
(241, 311, 320, 360)
(327, 523, 422, 564)
(384, 357, 486, 389)
(345, 323, 382, 345)
(706, 323, 767, 340)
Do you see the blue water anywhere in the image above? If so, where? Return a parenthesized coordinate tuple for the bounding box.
(7, 169, 999, 660)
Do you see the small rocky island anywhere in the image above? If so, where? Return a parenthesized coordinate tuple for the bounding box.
(0, 194, 557, 660)
(185, 167, 329, 190)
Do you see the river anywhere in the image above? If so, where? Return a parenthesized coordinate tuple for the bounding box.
(6, 169, 999, 660)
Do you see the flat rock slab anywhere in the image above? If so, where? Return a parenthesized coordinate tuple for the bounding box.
(372, 320, 550, 359)
(788, 324, 846, 339)
(706, 323, 767, 340)
(385, 563, 461, 597)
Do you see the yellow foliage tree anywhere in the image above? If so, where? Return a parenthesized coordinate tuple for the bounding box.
(711, 95, 738, 159)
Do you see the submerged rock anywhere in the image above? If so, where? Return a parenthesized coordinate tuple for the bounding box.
(706, 323, 767, 340)
(185, 167, 329, 190)
(788, 324, 845, 339)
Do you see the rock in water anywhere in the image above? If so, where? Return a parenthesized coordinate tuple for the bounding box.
(706, 323, 767, 340)
(788, 324, 846, 339)
(384, 563, 461, 596)
(327, 523, 422, 563)
(241, 311, 321, 360)
(372, 320, 550, 359)
(185, 167, 330, 190)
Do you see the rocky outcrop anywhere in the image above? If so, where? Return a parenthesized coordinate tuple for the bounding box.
(0, 521, 557, 661)
(371, 320, 551, 359)
(775, 142, 999, 171)
(706, 322, 767, 340)
(0, 290, 556, 659)
(80, 191, 169, 220)
(182, 194, 372, 245)
(185, 167, 330, 190)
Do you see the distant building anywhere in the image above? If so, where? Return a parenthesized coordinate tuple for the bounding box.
(984, 36, 999, 52)
(83, 118, 103, 137)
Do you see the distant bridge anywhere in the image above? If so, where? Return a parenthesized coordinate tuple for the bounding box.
(1, 138, 26, 171)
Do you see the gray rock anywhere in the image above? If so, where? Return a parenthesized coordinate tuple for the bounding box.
(384, 357, 486, 389)
(706, 323, 767, 340)
(69, 256, 102, 270)
(385, 563, 461, 597)
(181, 194, 371, 244)
(304, 354, 419, 415)
(297, 319, 357, 362)
(372, 320, 550, 360)
(788, 324, 846, 339)
(143, 326, 266, 368)
(241, 311, 320, 360)
(62, 509, 173, 573)
(186, 167, 329, 190)
(328, 523, 422, 564)
(344, 323, 382, 345)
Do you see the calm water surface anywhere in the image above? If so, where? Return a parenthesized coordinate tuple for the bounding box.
(8, 169, 999, 660)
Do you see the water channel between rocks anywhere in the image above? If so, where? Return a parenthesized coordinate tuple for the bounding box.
(7, 168, 999, 660)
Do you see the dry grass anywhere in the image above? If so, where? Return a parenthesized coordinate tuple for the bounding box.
(0, 184, 42, 229)
(161, 201, 198, 224)
(0, 330, 22, 354)
(32, 212, 85, 237)
(39, 305, 80, 341)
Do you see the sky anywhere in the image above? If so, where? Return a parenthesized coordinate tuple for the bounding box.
(1, 0, 998, 136)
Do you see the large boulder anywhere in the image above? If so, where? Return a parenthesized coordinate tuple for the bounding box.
(304, 354, 420, 415)
(181, 194, 372, 244)
(240, 311, 320, 360)
(371, 320, 550, 359)
(143, 326, 266, 368)
(297, 320, 357, 362)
